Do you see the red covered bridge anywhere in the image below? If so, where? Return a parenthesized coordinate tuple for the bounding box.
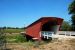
(25, 17, 63, 41)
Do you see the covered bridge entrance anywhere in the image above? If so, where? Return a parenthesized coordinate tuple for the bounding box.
(25, 17, 63, 41)
(41, 21, 58, 40)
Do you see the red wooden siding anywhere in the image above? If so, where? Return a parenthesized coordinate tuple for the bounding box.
(26, 22, 41, 39)
(25, 17, 63, 40)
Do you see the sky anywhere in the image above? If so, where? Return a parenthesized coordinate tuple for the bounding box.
(0, 0, 72, 27)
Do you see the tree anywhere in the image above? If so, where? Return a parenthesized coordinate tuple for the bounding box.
(68, 0, 75, 31)
(60, 21, 71, 31)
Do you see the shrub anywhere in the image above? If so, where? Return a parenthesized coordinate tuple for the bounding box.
(14, 34, 27, 43)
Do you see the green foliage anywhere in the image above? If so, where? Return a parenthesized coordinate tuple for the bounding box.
(0, 29, 6, 49)
(68, 0, 75, 14)
(15, 34, 26, 43)
(3, 29, 24, 33)
(0, 28, 26, 43)
(60, 21, 71, 31)
(71, 15, 75, 30)
(6, 34, 27, 43)
(68, 0, 75, 31)
(0, 26, 25, 33)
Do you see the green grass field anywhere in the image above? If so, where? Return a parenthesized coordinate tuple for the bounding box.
(0, 28, 26, 43)
(2, 29, 24, 33)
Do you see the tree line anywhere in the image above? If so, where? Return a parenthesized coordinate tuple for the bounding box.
(0, 26, 25, 29)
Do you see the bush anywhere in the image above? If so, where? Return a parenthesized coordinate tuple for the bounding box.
(6, 34, 27, 43)
(15, 34, 26, 43)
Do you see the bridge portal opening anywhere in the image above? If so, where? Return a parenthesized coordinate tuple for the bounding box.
(41, 21, 58, 40)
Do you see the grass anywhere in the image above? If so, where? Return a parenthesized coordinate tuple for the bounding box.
(2, 29, 24, 33)
(0, 28, 26, 43)
(1, 29, 75, 50)
(6, 33, 27, 43)
(3, 30, 75, 50)
(6, 39, 75, 50)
